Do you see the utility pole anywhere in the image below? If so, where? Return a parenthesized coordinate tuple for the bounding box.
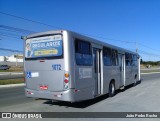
(135, 42, 138, 53)
(15, 52, 18, 67)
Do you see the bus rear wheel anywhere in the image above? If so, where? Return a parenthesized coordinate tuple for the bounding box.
(109, 81, 115, 97)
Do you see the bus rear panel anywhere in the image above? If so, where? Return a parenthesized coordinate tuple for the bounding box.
(24, 31, 78, 102)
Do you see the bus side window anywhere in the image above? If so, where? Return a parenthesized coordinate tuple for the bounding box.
(125, 53, 130, 66)
(130, 54, 133, 66)
(132, 54, 138, 66)
(103, 47, 112, 66)
(75, 39, 92, 66)
(112, 49, 118, 66)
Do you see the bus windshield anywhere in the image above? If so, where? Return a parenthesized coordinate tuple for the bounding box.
(25, 35, 63, 60)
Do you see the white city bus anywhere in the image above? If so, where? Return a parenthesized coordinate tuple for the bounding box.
(23, 30, 140, 102)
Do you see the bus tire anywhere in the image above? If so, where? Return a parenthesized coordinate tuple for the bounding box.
(109, 81, 115, 97)
(133, 75, 137, 86)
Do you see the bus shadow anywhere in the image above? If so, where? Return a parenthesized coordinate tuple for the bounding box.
(119, 80, 142, 93)
(43, 94, 109, 109)
(43, 80, 142, 108)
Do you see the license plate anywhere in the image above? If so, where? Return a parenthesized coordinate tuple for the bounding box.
(39, 85, 48, 90)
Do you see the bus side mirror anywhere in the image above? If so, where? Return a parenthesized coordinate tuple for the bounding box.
(21, 36, 27, 40)
(140, 59, 143, 64)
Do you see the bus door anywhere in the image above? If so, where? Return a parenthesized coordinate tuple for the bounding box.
(118, 54, 125, 87)
(93, 48, 101, 95)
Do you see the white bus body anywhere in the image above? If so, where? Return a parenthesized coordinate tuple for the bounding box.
(23, 30, 140, 102)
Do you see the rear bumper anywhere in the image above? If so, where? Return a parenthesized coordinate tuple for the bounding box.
(25, 88, 76, 102)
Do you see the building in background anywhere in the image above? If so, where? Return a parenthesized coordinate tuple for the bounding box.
(0, 56, 6, 62)
(6, 54, 23, 62)
(0, 54, 23, 66)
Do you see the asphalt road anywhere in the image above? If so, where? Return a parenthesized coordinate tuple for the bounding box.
(0, 86, 34, 108)
(0, 73, 160, 121)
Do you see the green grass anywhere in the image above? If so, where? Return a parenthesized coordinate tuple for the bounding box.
(0, 70, 23, 72)
(0, 66, 23, 72)
(0, 78, 24, 85)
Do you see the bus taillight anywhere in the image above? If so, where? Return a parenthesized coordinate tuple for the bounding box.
(64, 73, 69, 78)
(64, 72, 69, 90)
(64, 79, 69, 83)
(64, 78, 69, 90)
(27, 91, 34, 95)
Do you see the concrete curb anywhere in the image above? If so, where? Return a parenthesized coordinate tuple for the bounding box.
(0, 83, 25, 88)
(141, 72, 160, 75)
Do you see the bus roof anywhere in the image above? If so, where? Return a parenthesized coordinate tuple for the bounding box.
(24, 30, 139, 56)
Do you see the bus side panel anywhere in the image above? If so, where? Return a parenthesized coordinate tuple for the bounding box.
(125, 66, 132, 85)
(74, 66, 95, 101)
(131, 65, 138, 83)
(103, 66, 120, 94)
(126, 66, 139, 85)
(113, 66, 121, 89)
(103, 66, 112, 93)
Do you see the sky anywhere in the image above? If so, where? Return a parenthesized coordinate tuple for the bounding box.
(0, 0, 160, 61)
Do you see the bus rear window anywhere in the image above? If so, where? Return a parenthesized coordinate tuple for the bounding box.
(25, 35, 63, 60)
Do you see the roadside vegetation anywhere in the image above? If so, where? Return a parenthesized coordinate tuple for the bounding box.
(0, 66, 23, 72)
(0, 78, 24, 85)
(141, 61, 160, 67)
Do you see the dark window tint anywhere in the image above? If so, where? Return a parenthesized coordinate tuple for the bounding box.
(125, 53, 131, 66)
(75, 39, 91, 54)
(103, 47, 112, 66)
(125, 53, 137, 66)
(112, 49, 118, 66)
(75, 39, 92, 66)
(132, 54, 138, 66)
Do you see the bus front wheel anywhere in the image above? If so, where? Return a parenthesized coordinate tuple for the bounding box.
(133, 75, 137, 86)
(109, 81, 115, 97)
